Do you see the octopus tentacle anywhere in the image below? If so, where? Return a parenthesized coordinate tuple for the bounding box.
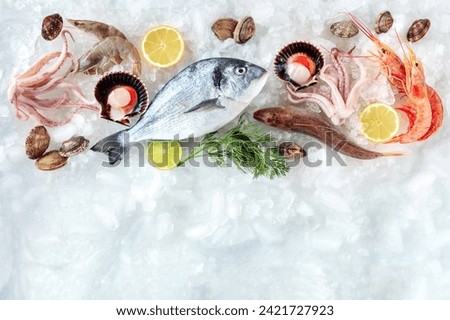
(345, 57, 369, 112)
(9, 29, 99, 127)
(16, 30, 72, 87)
(16, 52, 61, 80)
(287, 85, 337, 120)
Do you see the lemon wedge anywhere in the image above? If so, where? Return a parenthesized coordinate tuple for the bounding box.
(359, 103, 400, 143)
(141, 26, 184, 68)
(147, 141, 182, 170)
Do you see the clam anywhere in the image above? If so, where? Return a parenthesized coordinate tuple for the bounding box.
(25, 126, 50, 159)
(330, 20, 359, 38)
(35, 151, 68, 171)
(278, 142, 306, 159)
(94, 71, 149, 126)
(212, 18, 238, 40)
(59, 136, 89, 157)
(375, 11, 394, 34)
(41, 13, 63, 41)
(274, 41, 324, 90)
(407, 19, 430, 42)
(234, 16, 255, 44)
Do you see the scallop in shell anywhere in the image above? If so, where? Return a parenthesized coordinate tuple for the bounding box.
(375, 11, 394, 34)
(274, 41, 324, 90)
(407, 19, 430, 42)
(94, 71, 149, 126)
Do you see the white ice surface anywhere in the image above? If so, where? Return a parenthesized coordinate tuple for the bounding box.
(1, 0, 450, 299)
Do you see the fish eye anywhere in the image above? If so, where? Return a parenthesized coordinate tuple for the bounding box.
(74, 21, 80, 26)
(381, 48, 386, 54)
(235, 67, 247, 75)
(415, 62, 419, 67)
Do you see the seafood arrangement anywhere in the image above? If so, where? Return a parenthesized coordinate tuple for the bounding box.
(6, 10, 445, 177)
(92, 58, 268, 164)
(347, 13, 442, 143)
(254, 106, 399, 160)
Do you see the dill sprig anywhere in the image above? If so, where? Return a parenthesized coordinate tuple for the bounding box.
(178, 116, 289, 179)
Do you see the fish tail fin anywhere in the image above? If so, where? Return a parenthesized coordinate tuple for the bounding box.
(91, 130, 130, 165)
(382, 152, 404, 157)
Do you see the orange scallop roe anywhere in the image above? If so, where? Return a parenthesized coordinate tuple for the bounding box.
(291, 54, 316, 74)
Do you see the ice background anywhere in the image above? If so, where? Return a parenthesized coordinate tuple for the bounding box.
(1, 0, 450, 299)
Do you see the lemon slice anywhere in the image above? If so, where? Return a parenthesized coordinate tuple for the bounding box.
(359, 103, 400, 143)
(147, 141, 182, 170)
(141, 26, 184, 68)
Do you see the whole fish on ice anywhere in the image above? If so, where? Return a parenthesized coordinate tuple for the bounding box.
(92, 58, 268, 164)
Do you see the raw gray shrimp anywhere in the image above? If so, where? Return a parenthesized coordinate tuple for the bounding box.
(66, 19, 127, 41)
(78, 36, 142, 76)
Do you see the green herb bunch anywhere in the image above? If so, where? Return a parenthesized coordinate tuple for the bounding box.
(178, 116, 289, 179)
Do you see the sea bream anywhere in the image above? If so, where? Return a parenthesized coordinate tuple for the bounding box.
(92, 58, 268, 164)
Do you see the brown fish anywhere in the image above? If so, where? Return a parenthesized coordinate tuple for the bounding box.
(253, 105, 400, 160)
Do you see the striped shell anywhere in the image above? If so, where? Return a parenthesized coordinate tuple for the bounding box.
(274, 41, 324, 90)
(375, 11, 394, 34)
(59, 136, 89, 157)
(330, 20, 359, 38)
(407, 19, 430, 42)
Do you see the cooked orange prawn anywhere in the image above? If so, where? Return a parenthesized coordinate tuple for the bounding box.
(390, 43, 431, 143)
(347, 12, 443, 142)
(346, 13, 406, 92)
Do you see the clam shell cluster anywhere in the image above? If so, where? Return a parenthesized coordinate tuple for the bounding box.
(375, 11, 393, 34)
(94, 71, 149, 126)
(41, 13, 63, 41)
(330, 20, 359, 38)
(407, 19, 430, 42)
(25, 126, 90, 171)
(274, 41, 324, 90)
(211, 16, 256, 44)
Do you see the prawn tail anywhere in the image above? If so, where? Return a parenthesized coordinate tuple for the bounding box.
(418, 86, 444, 141)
